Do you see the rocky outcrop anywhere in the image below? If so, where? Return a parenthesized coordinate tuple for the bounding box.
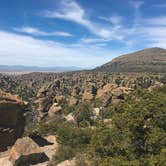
(36, 98, 52, 113)
(48, 103, 62, 118)
(0, 89, 23, 104)
(9, 137, 48, 166)
(112, 87, 133, 96)
(36, 85, 53, 113)
(82, 92, 94, 101)
(65, 113, 75, 122)
(148, 81, 164, 91)
(0, 135, 58, 166)
(54, 95, 65, 104)
(0, 89, 26, 152)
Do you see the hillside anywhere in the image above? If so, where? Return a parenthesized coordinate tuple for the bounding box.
(96, 47, 166, 73)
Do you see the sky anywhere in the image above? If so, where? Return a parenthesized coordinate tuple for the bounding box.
(0, 0, 166, 68)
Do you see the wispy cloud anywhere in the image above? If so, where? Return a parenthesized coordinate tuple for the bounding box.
(144, 17, 166, 26)
(99, 15, 123, 25)
(130, 1, 144, 9)
(43, 0, 122, 39)
(42, 0, 166, 50)
(130, 0, 144, 28)
(81, 37, 111, 44)
(13, 26, 72, 37)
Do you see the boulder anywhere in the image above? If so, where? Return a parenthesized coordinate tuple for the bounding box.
(96, 89, 105, 98)
(71, 86, 80, 96)
(54, 95, 65, 104)
(65, 113, 75, 122)
(112, 87, 133, 98)
(93, 108, 101, 116)
(82, 92, 94, 101)
(103, 118, 112, 124)
(102, 94, 112, 107)
(39, 135, 58, 161)
(69, 97, 78, 106)
(148, 81, 164, 91)
(103, 83, 117, 93)
(103, 84, 111, 93)
(48, 103, 62, 117)
(111, 98, 122, 104)
(37, 86, 48, 98)
(0, 135, 58, 166)
(36, 98, 52, 113)
(9, 137, 48, 166)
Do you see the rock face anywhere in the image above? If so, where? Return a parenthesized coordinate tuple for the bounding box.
(0, 152, 13, 166)
(96, 47, 166, 73)
(9, 137, 48, 166)
(0, 90, 26, 152)
(0, 89, 23, 104)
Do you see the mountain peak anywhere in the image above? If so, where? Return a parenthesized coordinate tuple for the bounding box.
(96, 47, 166, 73)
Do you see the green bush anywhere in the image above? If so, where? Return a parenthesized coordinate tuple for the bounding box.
(56, 123, 93, 149)
(73, 103, 93, 127)
(49, 86, 166, 165)
(49, 145, 75, 166)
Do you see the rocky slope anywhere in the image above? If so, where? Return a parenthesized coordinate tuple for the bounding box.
(0, 56, 166, 165)
(96, 47, 166, 73)
(0, 72, 165, 120)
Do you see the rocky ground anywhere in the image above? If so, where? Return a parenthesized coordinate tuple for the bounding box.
(0, 71, 165, 165)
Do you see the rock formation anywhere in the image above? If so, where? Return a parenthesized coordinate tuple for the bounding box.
(0, 89, 26, 151)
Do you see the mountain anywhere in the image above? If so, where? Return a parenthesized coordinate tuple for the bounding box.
(96, 47, 166, 73)
(0, 65, 83, 72)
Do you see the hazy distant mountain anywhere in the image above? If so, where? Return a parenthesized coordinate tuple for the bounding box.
(0, 65, 83, 72)
(96, 47, 166, 73)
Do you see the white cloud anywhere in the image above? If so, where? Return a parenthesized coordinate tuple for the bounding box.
(81, 37, 111, 44)
(0, 31, 117, 67)
(142, 27, 166, 37)
(144, 17, 166, 26)
(14, 26, 72, 37)
(43, 0, 97, 34)
(43, 0, 122, 40)
(44, 0, 87, 25)
(99, 15, 123, 25)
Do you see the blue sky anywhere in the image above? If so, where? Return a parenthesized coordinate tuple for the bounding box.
(0, 0, 166, 68)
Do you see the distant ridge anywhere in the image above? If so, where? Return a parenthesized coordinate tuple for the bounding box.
(0, 65, 83, 72)
(96, 47, 166, 73)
